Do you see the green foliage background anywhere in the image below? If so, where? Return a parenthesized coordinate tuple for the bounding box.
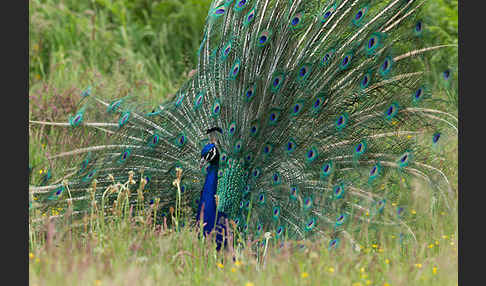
(30, 0, 211, 97)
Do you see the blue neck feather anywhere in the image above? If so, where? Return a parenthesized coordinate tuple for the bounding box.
(197, 161, 228, 250)
(197, 162, 219, 235)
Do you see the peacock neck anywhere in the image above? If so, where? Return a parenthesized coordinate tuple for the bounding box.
(198, 162, 219, 235)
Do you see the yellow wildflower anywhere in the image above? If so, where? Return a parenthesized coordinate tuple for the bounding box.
(301, 272, 309, 279)
(428, 244, 434, 249)
(29, 253, 34, 259)
(383, 283, 390, 286)
(360, 267, 365, 273)
(411, 209, 417, 215)
(365, 211, 369, 216)
(450, 241, 455, 246)
(35, 74, 41, 80)
(361, 273, 368, 279)
(366, 280, 372, 285)
(392, 202, 397, 206)
(328, 267, 335, 273)
(435, 240, 439, 245)
(234, 260, 242, 267)
(217, 263, 224, 269)
(415, 263, 422, 269)
(39, 169, 43, 174)
(95, 280, 101, 286)
(407, 135, 412, 139)
(432, 267, 438, 275)
(231, 267, 237, 273)
(371, 244, 378, 249)
(352, 283, 363, 286)
(35, 258, 40, 263)
(391, 235, 396, 239)
(245, 283, 255, 286)
(442, 235, 448, 239)
(385, 259, 390, 264)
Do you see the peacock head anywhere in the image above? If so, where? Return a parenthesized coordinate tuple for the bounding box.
(200, 143, 219, 168)
(200, 127, 223, 168)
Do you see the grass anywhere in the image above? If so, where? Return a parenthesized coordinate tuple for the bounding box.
(29, 0, 458, 285)
(29, 172, 458, 286)
(29, 228, 458, 286)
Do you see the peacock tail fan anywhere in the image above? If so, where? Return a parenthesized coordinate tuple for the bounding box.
(30, 0, 457, 251)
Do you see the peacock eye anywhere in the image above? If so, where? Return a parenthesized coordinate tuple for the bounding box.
(443, 69, 451, 80)
(401, 154, 408, 162)
(433, 132, 441, 143)
(382, 60, 389, 70)
(415, 21, 422, 32)
(368, 37, 375, 48)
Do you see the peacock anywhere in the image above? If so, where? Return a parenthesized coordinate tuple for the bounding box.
(30, 0, 457, 252)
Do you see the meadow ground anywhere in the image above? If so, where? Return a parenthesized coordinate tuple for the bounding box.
(29, 1, 458, 285)
(29, 175, 458, 286)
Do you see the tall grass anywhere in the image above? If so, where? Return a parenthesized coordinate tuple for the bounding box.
(29, 0, 210, 93)
(29, 169, 457, 286)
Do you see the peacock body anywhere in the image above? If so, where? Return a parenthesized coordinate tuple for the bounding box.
(30, 0, 457, 251)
